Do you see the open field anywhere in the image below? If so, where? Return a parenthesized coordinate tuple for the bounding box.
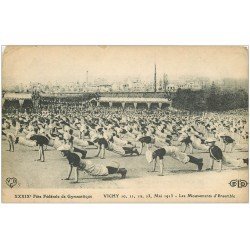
(2, 139, 248, 191)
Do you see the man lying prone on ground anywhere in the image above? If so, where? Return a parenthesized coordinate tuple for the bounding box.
(58, 148, 127, 183)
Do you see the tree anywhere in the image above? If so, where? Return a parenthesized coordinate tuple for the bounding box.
(172, 85, 248, 112)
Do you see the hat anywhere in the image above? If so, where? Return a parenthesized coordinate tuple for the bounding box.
(145, 150, 153, 163)
(206, 137, 216, 143)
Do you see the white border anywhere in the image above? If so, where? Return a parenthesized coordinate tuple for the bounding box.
(1, 1, 249, 250)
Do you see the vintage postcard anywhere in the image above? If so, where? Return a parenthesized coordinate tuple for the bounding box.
(1, 45, 249, 203)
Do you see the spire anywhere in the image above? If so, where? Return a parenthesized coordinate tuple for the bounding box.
(163, 73, 168, 92)
(154, 64, 157, 92)
(86, 70, 89, 84)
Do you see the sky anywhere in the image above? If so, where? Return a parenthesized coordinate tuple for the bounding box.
(2, 46, 249, 88)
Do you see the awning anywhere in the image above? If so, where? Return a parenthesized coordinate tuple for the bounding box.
(4, 92, 32, 100)
(98, 97, 171, 103)
(40, 93, 94, 98)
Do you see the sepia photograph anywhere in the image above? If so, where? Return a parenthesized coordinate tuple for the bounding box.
(1, 2, 250, 250)
(1, 45, 249, 202)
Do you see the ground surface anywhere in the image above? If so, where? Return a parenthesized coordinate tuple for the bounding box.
(2, 139, 248, 190)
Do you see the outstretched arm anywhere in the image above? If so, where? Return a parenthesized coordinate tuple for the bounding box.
(158, 159, 164, 176)
(95, 145, 101, 157)
(147, 158, 157, 172)
(182, 143, 187, 153)
(74, 167, 79, 183)
(153, 158, 157, 172)
(65, 164, 73, 180)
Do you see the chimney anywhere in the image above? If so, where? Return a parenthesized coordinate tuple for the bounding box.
(86, 71, 89, 84)
(154, 64, 157, 92)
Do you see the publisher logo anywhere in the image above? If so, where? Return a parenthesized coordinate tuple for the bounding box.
(6, 177, 18, 188)
(229, 179, 248, 188)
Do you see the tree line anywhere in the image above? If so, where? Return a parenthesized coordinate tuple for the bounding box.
(172, 84, 248, 112)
